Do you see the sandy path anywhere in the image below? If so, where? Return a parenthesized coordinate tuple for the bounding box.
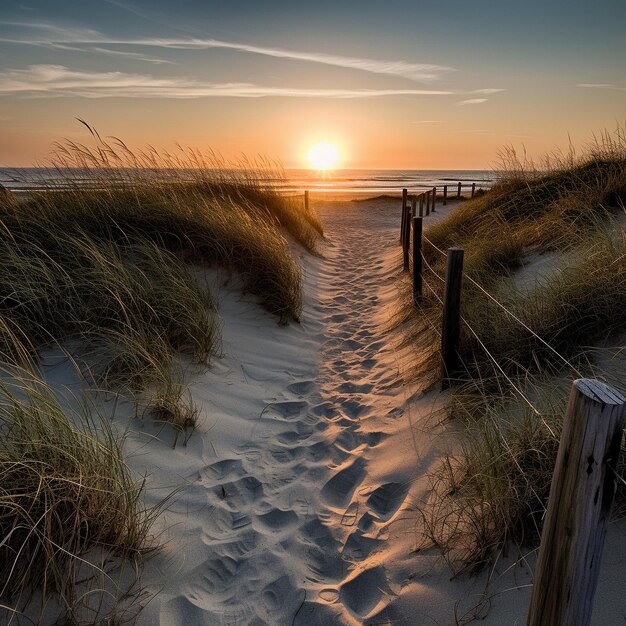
(130, 199, 431, 625)
(130, 198, 626, 625)
(293, 200, 415, 623)
(7, 199, 626, 626)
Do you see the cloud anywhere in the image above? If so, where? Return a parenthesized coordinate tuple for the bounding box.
(578, 83, 626, 91)
(0, 64, 456, 99)
(171, 39, 455, 82)
(38, 41, 173, 64)
(0, 21, 455, 81)
(458, 98, 488, 105)
(452, 129, 532, 138)
(88, 47, 174, 65)
(0, 21, 107, 43)
(468, 88, 504, 94)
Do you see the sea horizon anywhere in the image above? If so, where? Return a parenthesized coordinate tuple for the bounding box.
(0, 167, 496, 195)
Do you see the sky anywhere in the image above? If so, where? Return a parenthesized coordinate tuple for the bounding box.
(0, 0, 624, 169)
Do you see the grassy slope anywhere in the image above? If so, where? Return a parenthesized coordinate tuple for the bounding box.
(408, 133, 626, 570)
(0, 132, 323, 620)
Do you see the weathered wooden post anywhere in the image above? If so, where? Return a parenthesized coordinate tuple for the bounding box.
(441, 248, 464, 388)
(443, 185, 448, 206)
(457, 181, 462, 198)
(419, 194, 424, 217)
(471, 182, 476, 198)
(431, 186, 437, 212)
(412, 216, 423, 302)
(304, 190, 310, 213)
(425, 190, 430, 216)
(400, 188, 408, 244)
(403, 208, 411, 271)
(526, 379, 626, 626)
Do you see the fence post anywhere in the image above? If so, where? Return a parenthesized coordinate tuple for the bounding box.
(426, 190, 431, 216)
(471, 182, 476, 198)
(419, 194, 424, 217)
(432, 186, 437, 212)
(400, 188, 408, 244)
(443, 185, 448, 206)
(403, 208, 411, 271)
(526, 380, 626, 626)
(457, 181, 462, 198)
(304, 190, 310, 214)
(441, 248, 464, 387)
(412, 216, 423, 302)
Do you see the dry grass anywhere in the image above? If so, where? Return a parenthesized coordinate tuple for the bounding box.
(0, 374, 155, 623)
(0, 126, 323, 618)
(404, 127, 626, 571)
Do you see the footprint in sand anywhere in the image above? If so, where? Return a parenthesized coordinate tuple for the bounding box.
(337, 381, 374, 394)
(202, 458, 246, 481)
(310, 400, 337, 418)
(210, 530, 261, 559)
(286, 380, 316, 396)
(339, 565, 390, 616)
(321, 458, 367, 507)
(343, 532, 382, 561)
(204, 508, 252, 538)
(366, 481, 410, 520)
(265, 400, 309, 420)
(212, 476, 264, 509)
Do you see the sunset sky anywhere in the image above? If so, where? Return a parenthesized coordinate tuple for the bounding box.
(0, 0, 624, 169)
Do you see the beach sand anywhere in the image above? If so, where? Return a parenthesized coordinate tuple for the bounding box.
(37, 196, 625, 625)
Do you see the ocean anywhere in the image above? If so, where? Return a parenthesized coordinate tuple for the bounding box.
(282, 169, 495, 195)
(0, 167, 496, 196)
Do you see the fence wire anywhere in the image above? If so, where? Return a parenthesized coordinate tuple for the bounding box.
(419, 232, 581, 378)
(402, 216, 581, 421)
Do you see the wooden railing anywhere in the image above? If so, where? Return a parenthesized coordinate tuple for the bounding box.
(398, 191, 626, 626)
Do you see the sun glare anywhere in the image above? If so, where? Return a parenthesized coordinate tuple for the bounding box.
(307, 142, 339, 170)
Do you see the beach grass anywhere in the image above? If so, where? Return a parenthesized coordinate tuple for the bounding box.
(0, 374, 155, 622)
(0, 127, 322, 616)
(405, 127, 626, 570)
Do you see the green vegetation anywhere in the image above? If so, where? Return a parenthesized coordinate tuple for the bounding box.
(0, 375, 155, 622)
(406, 128, 626, 570)
(0, 126, 322, 619)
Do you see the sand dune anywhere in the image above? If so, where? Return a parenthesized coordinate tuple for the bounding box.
(120, 197, 626, 625)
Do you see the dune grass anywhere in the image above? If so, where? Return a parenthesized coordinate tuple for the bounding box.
(0, 127, 323, 616)
(0, 375, 154, 622)
(0, 219, 218, 395)
(405, 128, 626, 571)
(0, 126, 322, 409)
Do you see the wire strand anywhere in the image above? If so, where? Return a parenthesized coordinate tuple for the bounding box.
(459, 313, 558, 439)
(423, 235, 447, 258)
(421, 233, 581, 377)
(420, 251, 446, 284)
(463, 273, 582, 377)
(422, 279, 444, 307)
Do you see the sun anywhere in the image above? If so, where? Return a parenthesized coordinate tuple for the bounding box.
(307, 142, 339, 170)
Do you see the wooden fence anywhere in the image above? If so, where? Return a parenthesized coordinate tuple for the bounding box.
(399, 190, 626, 625)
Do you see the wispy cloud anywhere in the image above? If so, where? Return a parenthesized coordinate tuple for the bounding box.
(578, 83, 626, 91)
(452, 129, 532, 138)
(0, 22, 107, 43)
(87, 47, 174, 65)
(36, 41, 174, 65)
(458, 98, 488, 105)
(165, 39, 455, 82)
(0, 21, 455, 81)
(0, 64, 456, 99)
(468, 88, 504, 94)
